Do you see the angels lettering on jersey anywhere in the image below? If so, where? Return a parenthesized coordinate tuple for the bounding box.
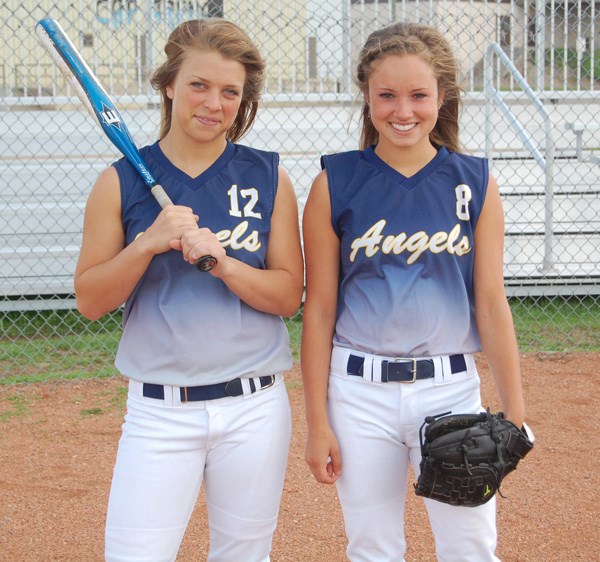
(349, 183, 473, 264)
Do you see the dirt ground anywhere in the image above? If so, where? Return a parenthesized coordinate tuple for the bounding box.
(1, 352, 598, 561)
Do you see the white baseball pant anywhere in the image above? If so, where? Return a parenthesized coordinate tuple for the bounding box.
(328, 346, 500, 562)
(105, 375, 291, 562)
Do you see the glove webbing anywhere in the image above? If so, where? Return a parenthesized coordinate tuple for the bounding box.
(487, 410, 508, 472)
(458, 420, 506, 497)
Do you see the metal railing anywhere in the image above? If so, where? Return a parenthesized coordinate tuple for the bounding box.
(484, 42, 557, 273)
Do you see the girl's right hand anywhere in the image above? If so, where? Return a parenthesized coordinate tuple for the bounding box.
(139, 205, 200, 256)
(305, 424, 342, 484)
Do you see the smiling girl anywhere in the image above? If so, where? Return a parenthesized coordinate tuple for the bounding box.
(74, 19, 303, 562)
(301, 22, 527, 561)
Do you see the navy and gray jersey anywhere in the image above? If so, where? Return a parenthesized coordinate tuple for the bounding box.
(113, 141, 292, 386)
(322, 146, 489, 358)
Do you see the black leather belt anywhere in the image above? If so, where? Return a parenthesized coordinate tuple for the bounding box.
(347, 354, 466, 383)
(142, 375, 276, 402)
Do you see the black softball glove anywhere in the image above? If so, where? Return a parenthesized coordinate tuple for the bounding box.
(414, 409, 534, 507)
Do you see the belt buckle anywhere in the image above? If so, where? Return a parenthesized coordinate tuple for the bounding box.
(261, 375, 276, 390)
(393, 357, 417, 383)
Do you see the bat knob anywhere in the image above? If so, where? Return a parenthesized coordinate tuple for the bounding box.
(196, 255, 217, 272)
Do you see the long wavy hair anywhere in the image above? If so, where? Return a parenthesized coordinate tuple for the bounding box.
(150, 19, 265, 142)
(355, 22, 463, 152)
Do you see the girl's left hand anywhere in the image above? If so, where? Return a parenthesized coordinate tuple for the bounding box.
(171, 227, 227, 272)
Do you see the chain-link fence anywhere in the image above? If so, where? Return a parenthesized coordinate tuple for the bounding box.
(1, 0, 599, 382)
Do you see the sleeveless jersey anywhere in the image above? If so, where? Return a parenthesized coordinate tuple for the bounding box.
(113, 141, 292, 386)
(322, 146, 488, 357)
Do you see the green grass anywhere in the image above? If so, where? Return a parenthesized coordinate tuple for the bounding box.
(81, 407, 103, 417)
(0, 309, 122, 384)
(510, 297, 599, 352)
(543, 48, 600, 82)
(0, 308, 122, 339)
(284, 314, 303, 361)
(0, 394, 31, 421)
(0, 298, 597, 385)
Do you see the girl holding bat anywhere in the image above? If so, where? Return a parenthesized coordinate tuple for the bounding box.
(74, 19, 303, 562)
(301, 22, 527, 561)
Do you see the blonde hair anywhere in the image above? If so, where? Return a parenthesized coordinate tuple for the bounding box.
(355, 22, 463, 152)
(151, 19, 265, 142)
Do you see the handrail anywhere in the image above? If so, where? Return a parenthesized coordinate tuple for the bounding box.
(484, 43, 556, 273)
